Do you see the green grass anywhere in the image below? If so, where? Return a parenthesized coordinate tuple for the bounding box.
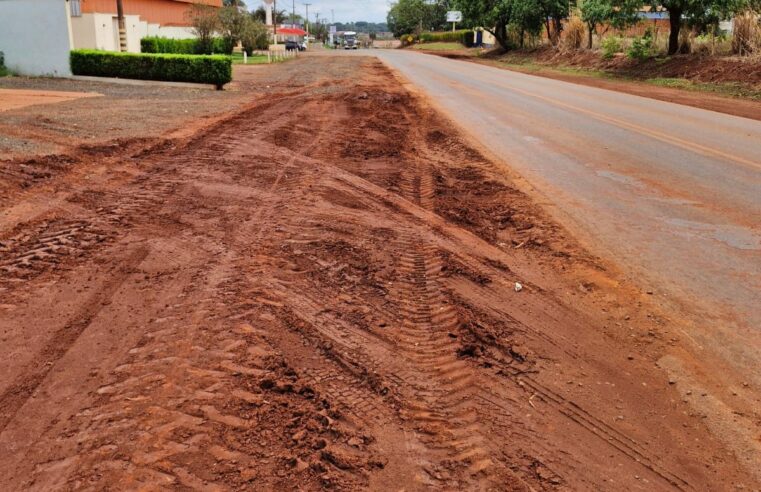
(229, 53, 270, 65)
(412, 42, 465, 51)
(489, 58, 761, 101)
(491, 59, 610, 79)
(645, 77, 761, 100)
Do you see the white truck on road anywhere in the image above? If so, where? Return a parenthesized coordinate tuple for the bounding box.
(343, 31, 359, 50)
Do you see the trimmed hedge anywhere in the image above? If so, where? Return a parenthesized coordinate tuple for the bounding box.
(70, 50, 232, 89)
(140, 36, 233, 55)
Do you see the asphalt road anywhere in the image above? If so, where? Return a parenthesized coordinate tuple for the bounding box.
(374, 50, 761, 383)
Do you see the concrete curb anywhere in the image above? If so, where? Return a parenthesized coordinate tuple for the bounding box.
(69, 76, 216, 90)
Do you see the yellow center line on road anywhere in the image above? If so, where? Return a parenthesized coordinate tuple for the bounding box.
(430, 59, 761, 171)
(519, 88, 760, 171)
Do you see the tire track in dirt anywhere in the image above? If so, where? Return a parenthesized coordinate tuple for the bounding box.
(0, 219, 109, 282)
(393, 237, 510, 486)
(0, 56, 750, 491)
(388, 140, 530, 487)
(33, 89, 377, 490)
(0, 245, 149, 433)
(357, 103, 695, 489)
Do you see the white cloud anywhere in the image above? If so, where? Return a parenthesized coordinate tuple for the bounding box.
(260, 0, 391, 24)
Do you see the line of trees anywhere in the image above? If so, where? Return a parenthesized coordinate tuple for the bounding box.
(188, 3, 268, 55)
(333, 22, 390, 33)
(387, 0, 454, 37)
(389, 0, 760, 55)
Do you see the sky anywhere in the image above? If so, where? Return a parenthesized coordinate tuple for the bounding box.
(260, 0, 391, 24)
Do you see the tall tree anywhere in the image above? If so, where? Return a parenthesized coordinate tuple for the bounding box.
(187, 4, 221, 54)
(580, 0, 640, 48)
(539, 0, 570, 45)
(455, 0, 549, 50)
(252, 6, 288, 24)
(454, 0, 509, 50)
(650, 0, 746, 54)
(387, 0, 449, 37)
(218, 6, 248, 48)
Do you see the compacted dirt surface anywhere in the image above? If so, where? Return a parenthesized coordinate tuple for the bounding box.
(0, 75, 251, 159)
(1, 56, 758, 491)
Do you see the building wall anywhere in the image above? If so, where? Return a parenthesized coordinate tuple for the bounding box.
(149, 25, 196, 39)
(0, 0, 73, 76)
(80, 0, 221, 26)
(70, 13, 144, 52)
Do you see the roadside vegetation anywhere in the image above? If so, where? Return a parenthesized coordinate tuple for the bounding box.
(229, 52, 270, 64)
(0, 51, 9, 77)
(389, 0, 761, 97)
(70, 50, 233, 89)
(410, 42, 467, 50)
(181, 3, 269, 56)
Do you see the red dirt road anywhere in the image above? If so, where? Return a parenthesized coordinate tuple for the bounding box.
(0, 89, 101, 113)
(0, 57, 755, 490)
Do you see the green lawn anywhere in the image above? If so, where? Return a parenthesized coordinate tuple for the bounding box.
(412, 42, 465, 51)
(229, 53, 270, 65)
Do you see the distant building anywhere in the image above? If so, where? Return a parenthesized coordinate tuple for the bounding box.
(274, 26, 306, 43)
(71, 0, 223, 52)
(0, 0, 221, 76)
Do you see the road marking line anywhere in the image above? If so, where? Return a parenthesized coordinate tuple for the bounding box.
(419, 55, 760, 171)
(508, 85, 761, 171)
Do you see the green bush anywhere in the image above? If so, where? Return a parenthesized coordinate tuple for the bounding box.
(419, 30, 470, 44)
(601, 36, 622, 59)
(463, 31, 475, 47)
(627, 29, 654, 60)
(140, 36, 233, 55)
(400, 33, 419, 47)
(70, 50, 232, 89)
(0, 51, 7, 77)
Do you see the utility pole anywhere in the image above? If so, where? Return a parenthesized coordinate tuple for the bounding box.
(304, 3, 311, 41)
(292, 0, 296, 28)
(314, 12, 320, 43)
(331, 9, 334, 24)
(273, 0, 278, 44)
(115, 0, 127, 52)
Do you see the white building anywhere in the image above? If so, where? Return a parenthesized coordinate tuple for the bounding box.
(0, 0, 220, 76)
(0, 0, 75, 76)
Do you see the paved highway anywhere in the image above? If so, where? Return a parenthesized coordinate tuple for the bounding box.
(375, 50, 761, 383)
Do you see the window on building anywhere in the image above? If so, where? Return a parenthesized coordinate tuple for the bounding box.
(70, 0, 82, 17)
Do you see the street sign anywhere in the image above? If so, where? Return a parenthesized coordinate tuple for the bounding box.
(446, 11, 463, 23)
(329, 25, 337, 34)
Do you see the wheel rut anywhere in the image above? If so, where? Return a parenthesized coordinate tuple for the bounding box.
(393, 237, 506, 486)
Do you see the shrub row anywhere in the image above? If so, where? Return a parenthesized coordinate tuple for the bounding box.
(70, 50, 232, 89)
(140, 36, 233, 55)
(419, 30, 474, 46)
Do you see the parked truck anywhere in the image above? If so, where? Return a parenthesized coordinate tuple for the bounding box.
(343, 31, 359, 50)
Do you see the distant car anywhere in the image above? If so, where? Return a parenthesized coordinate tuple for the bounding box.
(284, 40, 300, 51)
